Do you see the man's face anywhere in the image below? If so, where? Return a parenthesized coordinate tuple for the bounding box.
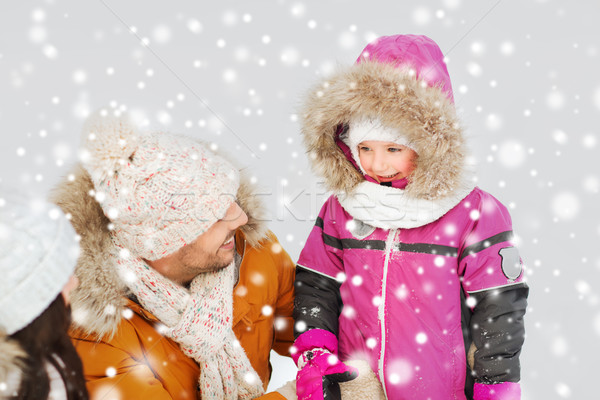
(147, 202, 248, 285)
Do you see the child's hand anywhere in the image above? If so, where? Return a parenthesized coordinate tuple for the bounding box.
(296, 349, 358, 400)
(292, 329, 358, 400)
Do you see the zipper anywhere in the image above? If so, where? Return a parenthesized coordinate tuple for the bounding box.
(233, 235, 247, 287)
(378, 228, 398, 399)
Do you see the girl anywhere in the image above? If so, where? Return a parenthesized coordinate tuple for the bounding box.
(0, 194, 87, 400)
(292, 35, 528, 400)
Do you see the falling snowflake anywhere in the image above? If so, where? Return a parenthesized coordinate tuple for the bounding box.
(497, 140, 526, 168)
(412, 7, 432, 26)
(551, 192, 580, 220)
(262, 305, 273, 316)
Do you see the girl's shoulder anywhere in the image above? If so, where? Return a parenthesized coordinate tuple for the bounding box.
(320, 194, 353, 218)
(465, 187, 511, 213)
(438, 187, 512, 231)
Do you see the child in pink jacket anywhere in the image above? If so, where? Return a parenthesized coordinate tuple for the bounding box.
(291, 35, 528, 400)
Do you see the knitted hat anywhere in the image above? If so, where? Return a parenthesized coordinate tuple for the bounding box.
(0, 193, 79, 335)
(79, 108, 240, 261)
(342, 116, 417, 176)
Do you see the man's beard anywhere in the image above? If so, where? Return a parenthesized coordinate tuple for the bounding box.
(206, 256, 232, 272)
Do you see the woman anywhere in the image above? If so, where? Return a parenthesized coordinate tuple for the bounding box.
(0, 193, 88, 400)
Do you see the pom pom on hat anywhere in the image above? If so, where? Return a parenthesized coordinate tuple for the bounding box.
(79, 108, 139, 181)
(0, 193, 79, 335)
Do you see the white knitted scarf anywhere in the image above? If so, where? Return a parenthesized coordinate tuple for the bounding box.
(115, 246, 264, 400)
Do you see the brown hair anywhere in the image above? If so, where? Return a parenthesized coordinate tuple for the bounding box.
(9, 294, 88, 400)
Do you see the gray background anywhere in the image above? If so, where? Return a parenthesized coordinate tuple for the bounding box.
(1, 0, 599, 398)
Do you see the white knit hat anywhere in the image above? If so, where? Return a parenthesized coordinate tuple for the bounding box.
(0, 193, 80, 335)
(341, 117, 416, 175)
(79, 108, 240, 261)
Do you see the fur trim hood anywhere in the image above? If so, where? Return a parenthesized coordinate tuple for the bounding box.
(0, 331, 25, 395)
(50, 163, 269, 339)
(300, 35, 472, 201)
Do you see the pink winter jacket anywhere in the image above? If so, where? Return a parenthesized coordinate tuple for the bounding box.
(297, 187, 526, 398)
(293, 35, 528, 399)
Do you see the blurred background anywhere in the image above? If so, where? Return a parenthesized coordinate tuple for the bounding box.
(1, 1, 598, 398)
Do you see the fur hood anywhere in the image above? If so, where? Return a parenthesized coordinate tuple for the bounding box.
(300, 59, 471, 201)
(50, 163, 269, 339)
(0, 332, 25, 395)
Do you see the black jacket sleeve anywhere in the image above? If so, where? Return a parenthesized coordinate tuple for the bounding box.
(293, 265, 343, 338)
(468, 283, 529, 384)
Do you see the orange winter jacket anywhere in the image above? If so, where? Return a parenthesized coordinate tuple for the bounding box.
(70, 230, 295, 400)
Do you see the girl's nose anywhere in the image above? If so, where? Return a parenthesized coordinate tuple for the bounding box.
(372, 153, 387, 172)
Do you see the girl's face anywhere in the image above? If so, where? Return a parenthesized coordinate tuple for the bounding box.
(358, 141, 418, 183)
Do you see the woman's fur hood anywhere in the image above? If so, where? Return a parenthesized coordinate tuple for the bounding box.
(50, 163, 269, 339)
(0, 331, 26, 395)
(300, 60, 470, 201)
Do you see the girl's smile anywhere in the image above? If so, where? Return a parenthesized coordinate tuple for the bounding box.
(357, 141, 418, 183)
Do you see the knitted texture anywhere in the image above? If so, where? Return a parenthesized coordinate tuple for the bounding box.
(80, 108, 240, 261)
(0, 193, 79, 335)
(115, 245, 264, 399)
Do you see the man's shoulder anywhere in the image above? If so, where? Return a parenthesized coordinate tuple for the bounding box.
(69, 298, 159, 349)
(242, 230, 288, 258)
(239, 230, 294, 273)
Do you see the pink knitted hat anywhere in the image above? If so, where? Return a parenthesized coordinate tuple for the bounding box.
(79, 108, 239, 261)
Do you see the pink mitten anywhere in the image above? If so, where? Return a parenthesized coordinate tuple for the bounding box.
(473, 382, 521, 400)
(292, 329, 358, 400)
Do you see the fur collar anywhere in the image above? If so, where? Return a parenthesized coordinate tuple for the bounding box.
(0, 332, 25, 393)
(50, 163, 269, 339)
(300, 60, 471, 202)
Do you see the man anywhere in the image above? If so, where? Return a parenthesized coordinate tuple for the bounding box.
(51, 109, 295, 399)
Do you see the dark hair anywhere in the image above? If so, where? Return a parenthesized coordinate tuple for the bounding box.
(10, 294, 88, 400)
